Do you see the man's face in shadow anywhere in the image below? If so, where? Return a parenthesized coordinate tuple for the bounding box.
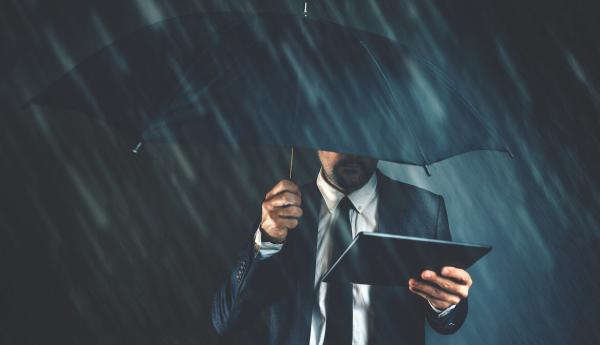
(317, 151, 378, 194)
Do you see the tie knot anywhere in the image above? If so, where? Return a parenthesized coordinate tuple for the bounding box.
(337, 196, 355, 214)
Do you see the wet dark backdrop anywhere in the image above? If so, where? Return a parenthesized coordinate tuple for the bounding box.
(2, 0, 599, 344)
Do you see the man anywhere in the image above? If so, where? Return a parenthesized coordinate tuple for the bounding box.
(212, 151, 472, 345)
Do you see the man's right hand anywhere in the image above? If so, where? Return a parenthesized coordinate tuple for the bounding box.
(260, 180, 303, 243)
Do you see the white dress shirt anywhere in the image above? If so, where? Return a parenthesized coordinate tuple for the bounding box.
(255, 171, 454, 345)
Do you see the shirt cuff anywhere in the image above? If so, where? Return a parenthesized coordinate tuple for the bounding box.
(254, 228, 284, 259)
(427, 300, 457, 318)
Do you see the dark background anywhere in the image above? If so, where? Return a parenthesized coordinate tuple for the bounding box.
(1, 0, 600, 344)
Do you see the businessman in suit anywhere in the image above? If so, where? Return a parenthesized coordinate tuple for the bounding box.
(212, 151, 472, 345)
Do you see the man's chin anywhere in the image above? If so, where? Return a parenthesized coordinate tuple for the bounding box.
(339, 173, 368, 190)
(330, 163, 376, 192)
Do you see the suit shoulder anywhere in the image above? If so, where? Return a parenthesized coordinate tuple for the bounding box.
(377, 171, 443, 201)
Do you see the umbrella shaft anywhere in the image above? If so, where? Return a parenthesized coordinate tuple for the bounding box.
(289, 147, 294, 180)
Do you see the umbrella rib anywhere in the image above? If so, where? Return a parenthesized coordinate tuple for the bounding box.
(151, 18, 248, 126)
(414, 54, 512, 155)
(355, 38, 512, 168)
(354, 37, 429, 167)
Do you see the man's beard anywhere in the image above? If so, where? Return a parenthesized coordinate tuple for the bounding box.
(331, 156, 373, 192)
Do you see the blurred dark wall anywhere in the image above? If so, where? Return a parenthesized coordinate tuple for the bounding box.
(2, 1, 600, 344)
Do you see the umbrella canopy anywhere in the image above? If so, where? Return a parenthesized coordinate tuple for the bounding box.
(31, 12, 509, 167)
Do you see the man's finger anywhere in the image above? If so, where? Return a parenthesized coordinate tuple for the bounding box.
(265, 180, 301, 199)
(266, 192, 301, 208)
(277, 217, 299, 230)
(409, 280, 461, 305)
(275, 206, 303, 218)
(441, 266, 473, 287)
(421, 270, 469, 299)
(408, 283, 453, 309)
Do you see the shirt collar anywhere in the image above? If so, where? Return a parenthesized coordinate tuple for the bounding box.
(316, 168, 377, 214)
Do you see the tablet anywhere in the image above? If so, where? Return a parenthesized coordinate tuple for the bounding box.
(321, 232, 492, 285)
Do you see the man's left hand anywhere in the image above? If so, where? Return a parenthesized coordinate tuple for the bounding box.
(408, 266, 473, 310)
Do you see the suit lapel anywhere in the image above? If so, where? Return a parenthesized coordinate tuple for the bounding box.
(285, 180, 321, 344)
(296, 179, 320, 284)
(376, 171, 410, 236)
(370, 171, 419, 345)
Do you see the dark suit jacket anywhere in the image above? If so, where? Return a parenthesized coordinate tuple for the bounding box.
(212, 170, 468, 345)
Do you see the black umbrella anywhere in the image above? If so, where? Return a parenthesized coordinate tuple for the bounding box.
(31, 11, 510, 175)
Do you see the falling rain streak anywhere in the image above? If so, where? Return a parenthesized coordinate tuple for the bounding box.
(1, 1, 599, 344)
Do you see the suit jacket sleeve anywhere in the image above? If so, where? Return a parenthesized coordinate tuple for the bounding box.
(425, 196, 469, 335)
(211, 224, 289, 336)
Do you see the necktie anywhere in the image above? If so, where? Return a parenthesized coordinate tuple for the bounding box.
(324, 197, 354, 345)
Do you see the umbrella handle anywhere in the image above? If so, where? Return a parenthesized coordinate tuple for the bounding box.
(288, 146, 294, 180)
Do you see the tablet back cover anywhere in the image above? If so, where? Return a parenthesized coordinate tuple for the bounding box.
(321, 232, 492, 285)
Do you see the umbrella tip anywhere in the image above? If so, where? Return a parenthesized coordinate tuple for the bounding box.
(423, 164, 431, 176)
(506, 148, 514, 159)
(132, 141, 143, 154)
